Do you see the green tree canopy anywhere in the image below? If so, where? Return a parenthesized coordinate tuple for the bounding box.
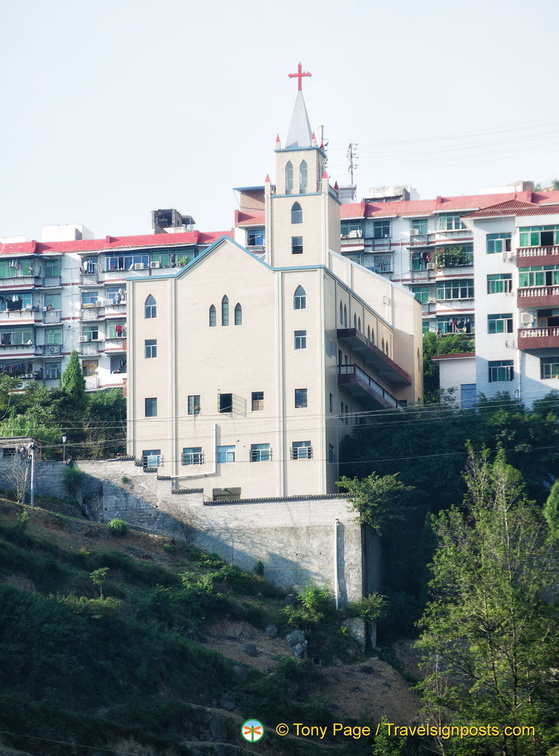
(61, 350, 86, 408)
(417, 449, 559, 755)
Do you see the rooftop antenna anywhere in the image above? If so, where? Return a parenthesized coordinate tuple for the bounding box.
(319, 125, 329, 166)
(347, 143, 358, 185)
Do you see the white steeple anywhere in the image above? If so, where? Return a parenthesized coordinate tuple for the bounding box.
(285, 91, 313, 150)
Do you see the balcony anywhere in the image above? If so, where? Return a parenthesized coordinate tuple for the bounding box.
(43, 309, 62, 324)
(0, 342, 35, 356)
(408, 233, 434, 247)
(42, 275, 62, 288)
(79, 341, 102, 356)
(370, 237, 392, 252)
(516, 245, 559, 267)
(337, 329, 412, 385)
(518, 326, 559, 350)
(80, 303, 105, 321)
(338, 364, 401, 409)
(517, 286, 559, 308)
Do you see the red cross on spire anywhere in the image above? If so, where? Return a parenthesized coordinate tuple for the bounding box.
(288, 62, 312, 92)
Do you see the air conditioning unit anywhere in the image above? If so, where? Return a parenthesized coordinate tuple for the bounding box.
(48, 346, 59, 354)
(79, 335, 89, 343)
(521, 312, 533, 325)
(348, 229, 362, 238)
(426, 262, 435, 270)
(502, 251, 513, 261)
(134, 263, 146, 270)
(409, 228, 419, 236)
(150, 261, 161, 269)
(96, 299, 106, 307)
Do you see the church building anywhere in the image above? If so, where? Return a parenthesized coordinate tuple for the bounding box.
(126, 68, 423, 501)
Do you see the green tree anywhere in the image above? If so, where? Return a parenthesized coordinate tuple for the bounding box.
(543, 479, 559, 539)
(337, 471, 414, 534)
(90, 567, 109, 599)
(62, 350, 86, 408)
(417, 449, 559, 755)
(423, 331, 474, 399)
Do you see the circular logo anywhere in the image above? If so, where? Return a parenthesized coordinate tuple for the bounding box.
(242, 719, 265, 742)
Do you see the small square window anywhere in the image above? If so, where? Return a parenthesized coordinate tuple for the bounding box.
(291, 441, 312, 460)
(145, 339, 157, 359)
(252, 391, 264, 411)
(142, 449, 161, 467)
(250, 443, 271, 462)
(294, 330, 307, 350)
(219, 393, 233, 412)
(295, 388, 307, 408)
(145, 397, 157, 417)
(292, 236, 303, 255)
(188, 395, 201, 415)
(217, 445, 235, 463)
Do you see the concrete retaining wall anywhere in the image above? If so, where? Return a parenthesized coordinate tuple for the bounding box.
(0, 456, 381, 604)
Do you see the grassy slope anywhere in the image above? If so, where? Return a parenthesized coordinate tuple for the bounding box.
(0, 498, 370, 756)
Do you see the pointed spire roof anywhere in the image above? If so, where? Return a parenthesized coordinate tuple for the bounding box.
(285, 91, 313, 150)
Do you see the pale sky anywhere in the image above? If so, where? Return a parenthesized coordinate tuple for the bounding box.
(2, 0, 559, 242)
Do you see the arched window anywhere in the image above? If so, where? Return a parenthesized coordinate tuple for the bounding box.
(234, 303, 242, 325)
(299, 160, 308, 194)
(367, 325, 371, 340)
(358, 317, 361, 332)
(222, 296, 229, 326)
(294, 285, 306, 310)
(145, 295, 156, 319)
(340, 301, 343, 325)
(285, 161, 293, 195)
(343, 304, 348, 328)
(291, 202, 302, 224)
(209, 304, 216, 327)
(353, 314, 357, 329)
(370, 330, 374, 345)
(382, 338, 385, 353)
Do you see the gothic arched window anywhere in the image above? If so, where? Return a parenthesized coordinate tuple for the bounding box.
(291, 202, 302, 224)
(209, 305, 216, 327)
(222, 296, 229, 326)
(294, 285, 306, 310)
(285, 161, 293, 195)
(299, 160, 308, 194)
(145, 295, 156, 319)
(234, 303, 242, 325)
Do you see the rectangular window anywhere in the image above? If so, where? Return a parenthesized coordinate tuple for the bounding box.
(487, 274, 513, 294)
(373, 220, 391, 239)
(145, 339, 157, 358)
(142, 449, 161, 467)
(105, 286, 127, 305)
(217, 445, 235, 463)
(294, 330, 307, 350)
(0, 328, 34, 346)
(82, 291, 100, 305)
(247, 228, 264, 246)
(106, 253, 149, 272)
(411, 218, 428, 234)
(44, 362, 61, 380)
(437, 317, 474, 335)
(250, 443, 271, 462)
(45, 328, 62, 344)
(182, 447, 203, 465)
(487, 233, 512, 254)
(436, 280, 474, 300)
(518, 266, 559, 288)
(82, 359, 98, 377)
(44, 259, 60, 277)
(292, 236, 303, 255)
(44, 293, 61, 310)
(145, 398, 157, 417)
(0, 260, 18, 278)
(488, 360, 514, 383)
(107, 321, 126, 339)
(82, 325, 99, 342)
(188, 395, 201, 415)
(519, 225, 559, 248)
(411, 287, 430, 304)
(488, 313, 513, 334)
(291, 441, 312, 460)
(437, 214, 466, 231)
(219, 393, 233, 413)
(251, 391, 264, 411)
(295, 388, 307, 408)
(541, 356, 559, 379)
(341, 220, 363, 236)
(329, 393, 333, 412)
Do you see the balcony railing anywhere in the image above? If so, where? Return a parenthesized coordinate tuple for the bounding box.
(516, 245, 559, 266)
(517, 286, 559, 308)
(291, 446, 312, 460)
(518, 326, 559, 350)
(337, 329, 412, 385)
(43, 309, 62, 324)
(36, 344, 62, 356)
(338, 364, 401, 409)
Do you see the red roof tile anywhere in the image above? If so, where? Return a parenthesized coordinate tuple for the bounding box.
(0, 230, 230, 256)
(235, 210, 265, 227)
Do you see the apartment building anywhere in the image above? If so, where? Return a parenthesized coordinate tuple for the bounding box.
(126, 86, 423, 500)
(0, 218, 226, 390)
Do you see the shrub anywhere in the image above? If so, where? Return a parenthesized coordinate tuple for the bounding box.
(108, 519, 128, 537)
(62, 466, 85, 498)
